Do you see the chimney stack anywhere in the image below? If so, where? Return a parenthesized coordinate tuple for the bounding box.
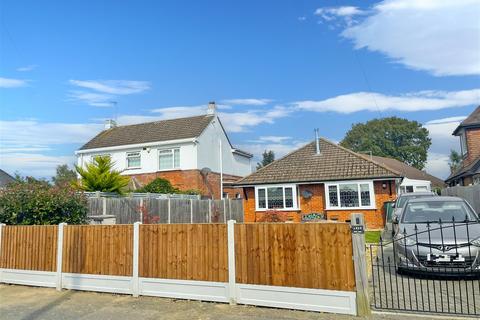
(104, 119, 117, 130)
(207, 101, 216, 115)
(314, 128, 321, 155)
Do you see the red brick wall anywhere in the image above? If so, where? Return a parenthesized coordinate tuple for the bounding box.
(127, 170, 242, 199)
(242, 180, 396, 229)
(464, 128, 480, 167)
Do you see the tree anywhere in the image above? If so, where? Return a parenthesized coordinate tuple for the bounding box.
(0, 179, 87, 225)
(256, 150, 275, 170)
(340, 117, 431, 170)
(136, 178, 179, 194)
(448, 150, 462, 172)
(74, 156, 130, 194)
(52, 164, 77, 186)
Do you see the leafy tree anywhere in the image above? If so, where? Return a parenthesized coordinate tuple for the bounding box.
(0, 180, 87, 225)
(256, 150, 275, 170)
(52, 164, 77, 186)
(340, 117, 431, 170)
(74, 156, 130, 194)
(448, 150, 462, 172)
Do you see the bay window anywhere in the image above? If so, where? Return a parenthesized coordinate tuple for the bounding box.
(159, 148, 180, 170)
(325, 181, 375, 210)
(126, 151, 141, 169)
(255, 185, 298, 210)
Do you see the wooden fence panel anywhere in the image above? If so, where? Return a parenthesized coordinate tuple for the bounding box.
(139, 224, 228, 282)
(442, 185, 480, 214)
(0, 225, 57, 272)
(62, 225, 133, 276)
(170, 199, 191, 223)
(234, 223, 355, 291)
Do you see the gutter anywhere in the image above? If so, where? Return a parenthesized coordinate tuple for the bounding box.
(75, 138, 198, 155)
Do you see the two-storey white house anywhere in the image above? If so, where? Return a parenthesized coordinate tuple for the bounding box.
(76, 103, 253, 199)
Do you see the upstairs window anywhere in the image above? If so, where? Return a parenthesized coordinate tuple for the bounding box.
(460, 132, 468, 156)
(325, 181, 375, 210)
(159, 148, 180, 170)
(255, 185, 297, 211)
(126, 152, 141, 169)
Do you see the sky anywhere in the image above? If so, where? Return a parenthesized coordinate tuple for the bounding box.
(0, 0, 479, 179)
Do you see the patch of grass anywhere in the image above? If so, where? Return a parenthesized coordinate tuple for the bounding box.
(365, 231, 382, 243)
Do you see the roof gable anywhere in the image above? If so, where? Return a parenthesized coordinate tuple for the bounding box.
(453, 105, 480, 135)
(236, 138, 400, 185)
(79, 115, 214, 150)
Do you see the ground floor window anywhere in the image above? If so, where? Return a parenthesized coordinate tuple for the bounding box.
(325, 181, 375, 210)
(255, 184, 298, 211)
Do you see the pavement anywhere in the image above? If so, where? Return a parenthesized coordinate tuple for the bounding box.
(0, 284, 461, 320)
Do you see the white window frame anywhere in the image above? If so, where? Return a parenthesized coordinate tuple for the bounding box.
(126, 151, 141, 169)
(325, 180, 376, 210)
(460, 132, 468, 156)
(158, 148, 180, 171)
(254, 184, 299, 211)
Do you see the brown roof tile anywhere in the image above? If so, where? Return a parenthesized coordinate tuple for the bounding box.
(80, 115, 214, 150)
(453, 105, 480, 135)
(371, 155, 445, 188)
(236, 139, 400, 185)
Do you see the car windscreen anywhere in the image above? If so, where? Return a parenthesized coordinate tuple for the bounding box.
(402, 201, 478, 223)
(397, 194, 433, 208)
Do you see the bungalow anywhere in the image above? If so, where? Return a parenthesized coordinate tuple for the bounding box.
(235, 138, 402, 229)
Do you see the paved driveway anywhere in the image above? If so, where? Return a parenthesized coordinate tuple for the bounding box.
(0, 284, 445, 320)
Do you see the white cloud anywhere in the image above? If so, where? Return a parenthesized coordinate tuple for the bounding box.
(68, 91, 115, 107)
(220, 98, 273, 106)
(423, 115, 465, 179)
(236, 140, 309, 164)
(0, 153, 75, 178)
(16, 65, 37, 72)
(69, 80, 151, 95)
(315, 6, 366, 26)
(251, 136, 292, 143)
(340, 0, 480, 76)
(295, 89, 480, 113)
(298, 16, 307, 21)
(218, 106, 292, 132)
(0, 77, 28, 88)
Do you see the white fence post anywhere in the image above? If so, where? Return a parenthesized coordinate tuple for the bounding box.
(190, 199, 193, 223)
(132, 221, 141, 297)
(208, 200, 212, 223)
(168, 198, 171, 224)
(139, 198, 144, 223)
(350, 213, 370, 316)
(0, 223, 4, 283)
(227, 219, 237, 304)
(102, 197, 107, 215)
(223, 200, 227, 223)
(56, 222, 66, 291)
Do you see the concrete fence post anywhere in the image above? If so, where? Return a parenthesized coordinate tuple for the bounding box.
(223, 200, 227, 223)
(208, 199, 212, 223)
(167, 199, 171, 224)
(0, 223, 4, 283)
(102, 197, 107, 215)
(56, 222, 67, 291)
(350, 213, 370, 316)
(227, 219, 237, 304)
(132, 221, 141, 297)
(190, 199, 194, 223)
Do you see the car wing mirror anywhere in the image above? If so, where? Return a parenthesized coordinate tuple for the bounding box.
(392, 203, 396, 208)
(392, 215, 399, 224)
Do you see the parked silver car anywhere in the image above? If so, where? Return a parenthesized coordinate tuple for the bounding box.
(391, 191, 436, 235)
(394, 197, 480, 276)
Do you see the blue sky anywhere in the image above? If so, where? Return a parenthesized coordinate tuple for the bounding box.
(1, 0, 479, 179)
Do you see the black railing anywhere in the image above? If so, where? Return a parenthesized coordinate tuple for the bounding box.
(370, 217, 480, 316)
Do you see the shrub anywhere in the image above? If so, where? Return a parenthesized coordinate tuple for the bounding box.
(136, 178, 179, 194)
(0, 180, 88, 225)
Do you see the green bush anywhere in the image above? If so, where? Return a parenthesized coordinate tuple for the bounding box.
(0, 180, 88, 225)
(136, 178, 179, 194)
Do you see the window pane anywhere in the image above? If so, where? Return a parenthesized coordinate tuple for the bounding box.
(328, 185, 338, 207)
(159, 150, 173, 169)
(174, 149, 180, 168)
(360, 184, 371, 206)
(127, 154, 141, 168)
(339, 184, 359, 207)
(267, 187, 284, 209)
(258, 189, 266, 209)
(284, 187, 293, 208)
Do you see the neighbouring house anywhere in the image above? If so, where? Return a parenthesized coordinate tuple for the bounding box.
(0, 169, 15, 189)
(370, 155, 445, 193)
(446, 106, 480, 186)
(235, 138, 402, 229)
(76, 102, 253, 199)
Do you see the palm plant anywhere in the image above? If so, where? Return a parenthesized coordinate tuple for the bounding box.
(74, 156, 130, 194)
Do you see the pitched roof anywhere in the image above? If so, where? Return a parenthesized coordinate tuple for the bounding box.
(445, 156, 480, 183)
(453, 105, 480, 135)
(370, 155, 445, 188)
(236, 139, 401, 185)
(0, 169, 15, 187)
(79, 115, 215, 150)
